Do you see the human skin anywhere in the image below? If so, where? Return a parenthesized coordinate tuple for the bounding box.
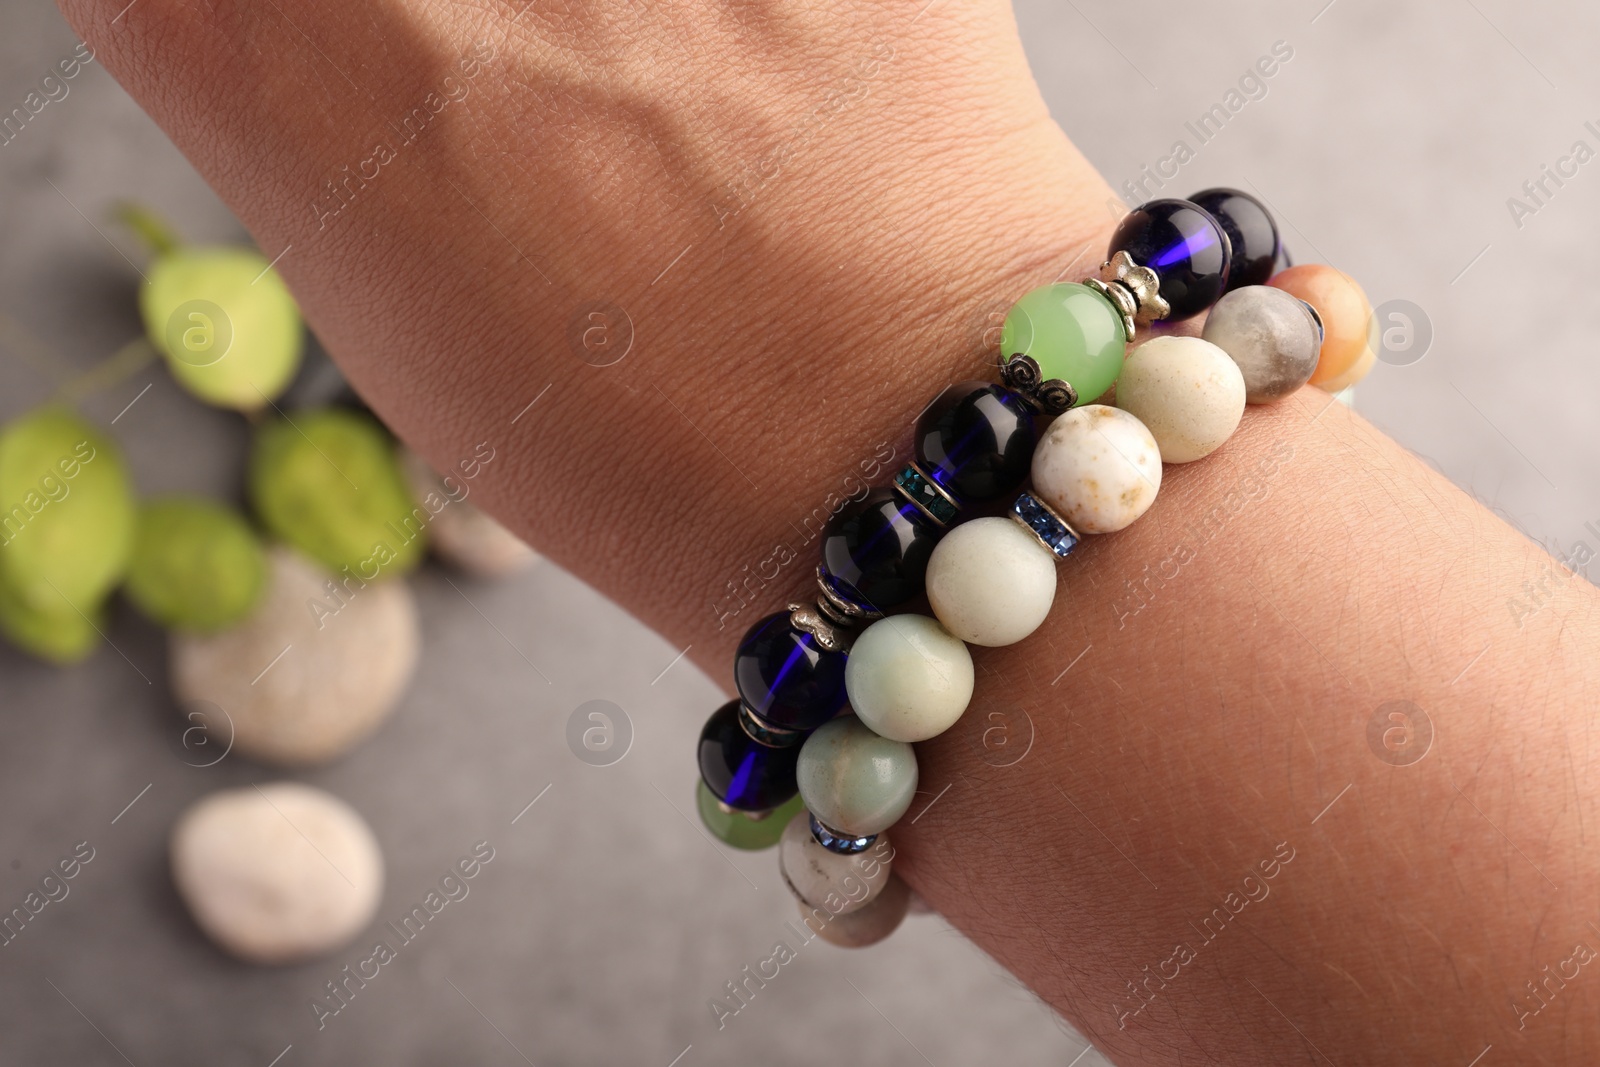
(59, 0, 1600, 1062)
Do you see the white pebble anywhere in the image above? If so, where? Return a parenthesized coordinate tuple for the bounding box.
(845, 614, 974, 743)
(1030, 405, 1161, 534)
(171, 782, 383, 964)
(779, 810, 893, 915)
(1115, 335, 1245, 463)
(170, 547, 419, 766)
(926, 516, 1057, 647)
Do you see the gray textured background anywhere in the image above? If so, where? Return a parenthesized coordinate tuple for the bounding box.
(0, 0, 1595, 1064)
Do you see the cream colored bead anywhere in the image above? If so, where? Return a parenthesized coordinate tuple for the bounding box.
(1115, 335, 1246, 463)
(1030, 405, 1161, 534)
(926, 517, 1057, 647)
(778, 810, 893, 915)
(844, 614, 974, 743)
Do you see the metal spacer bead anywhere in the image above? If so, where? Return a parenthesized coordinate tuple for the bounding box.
(1009, 491, 1082, 560)
(891, 461, 960, 528)
(788, 601, 853, 653)
(736, 700, 805, 750)
(1087, 250, 1171, 341)
(999, 353, 1078, 416)
(1296, 298, 1325, 346)
(1083, 277, 1139, 342)
(813, 564, 882, 629)
(809, 813, 876, 854)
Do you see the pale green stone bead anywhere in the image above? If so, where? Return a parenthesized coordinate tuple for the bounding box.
(844, 614, 974, 743)
(797, 716, 918, 838)
(999, 282, 1127, 405)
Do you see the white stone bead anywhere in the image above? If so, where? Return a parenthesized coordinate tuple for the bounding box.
(1030, 405, 1161, 534)
(170, 782, 383, 964)
(779, 810, 893, 915)
(169, 547, 419, 766)
(845, 614, 974, 743)
(925, 516, 1057, 647)
(1115, 335, 1246, 463)
(1201, 285, 1321, 404)
(797, 871, 912, 948)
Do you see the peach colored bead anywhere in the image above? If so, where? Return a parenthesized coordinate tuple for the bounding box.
(1267, 264, 1373, 387)
(1316, 341, 1376, 393)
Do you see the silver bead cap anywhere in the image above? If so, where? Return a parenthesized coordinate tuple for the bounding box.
(998, 353, 1078, 416)
(1086, 250, 1171, 341)
(812, 564, 882, 629)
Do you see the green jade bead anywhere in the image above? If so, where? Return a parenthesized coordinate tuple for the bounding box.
(696, 779, 805, 851)
(999, 282, 1127, 406)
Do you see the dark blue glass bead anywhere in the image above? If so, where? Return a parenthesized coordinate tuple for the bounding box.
(809, 813, 876, 854)
(698, 700, 800, 812)
(733, 611, 848, 731)
(1011, 493, 1080, 559)
(820, 488, 940, 614)
(1273, 243, 1294, 274)
(914, 382, 1036, 503)
(1189, 188, 1280, 293)
(1109, 198, 1232, 320)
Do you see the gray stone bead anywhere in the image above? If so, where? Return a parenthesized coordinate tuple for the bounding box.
(778, 810, 893, 915)
(797, 716, 918, 838)
(797, 872, 912, 948)
(1201, 285, 1321, 404)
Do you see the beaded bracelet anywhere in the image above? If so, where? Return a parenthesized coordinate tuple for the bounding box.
(694, 188, 1375, 948)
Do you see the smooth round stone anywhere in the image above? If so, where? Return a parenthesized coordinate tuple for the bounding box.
(1268, 264, 1373, 387)
(1031, 405, 1162, 534)
(797, 716, 918, 838)
(1115, 336, 1246, 463)
(170, 547, 419, 766)
(778, 809, 892, 915)
(1316, 340, 1376, 393)
(170, 782, 383, 964)
(925, 516, 1057, 647)
(799, 872, 912, 948)
(844, 614, 974, 743)
(1202, 285, 1321, 404)
(1190, 188, 1279, 292)
(999, 282, 1127, 404)
(696, 779, 805, 851)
